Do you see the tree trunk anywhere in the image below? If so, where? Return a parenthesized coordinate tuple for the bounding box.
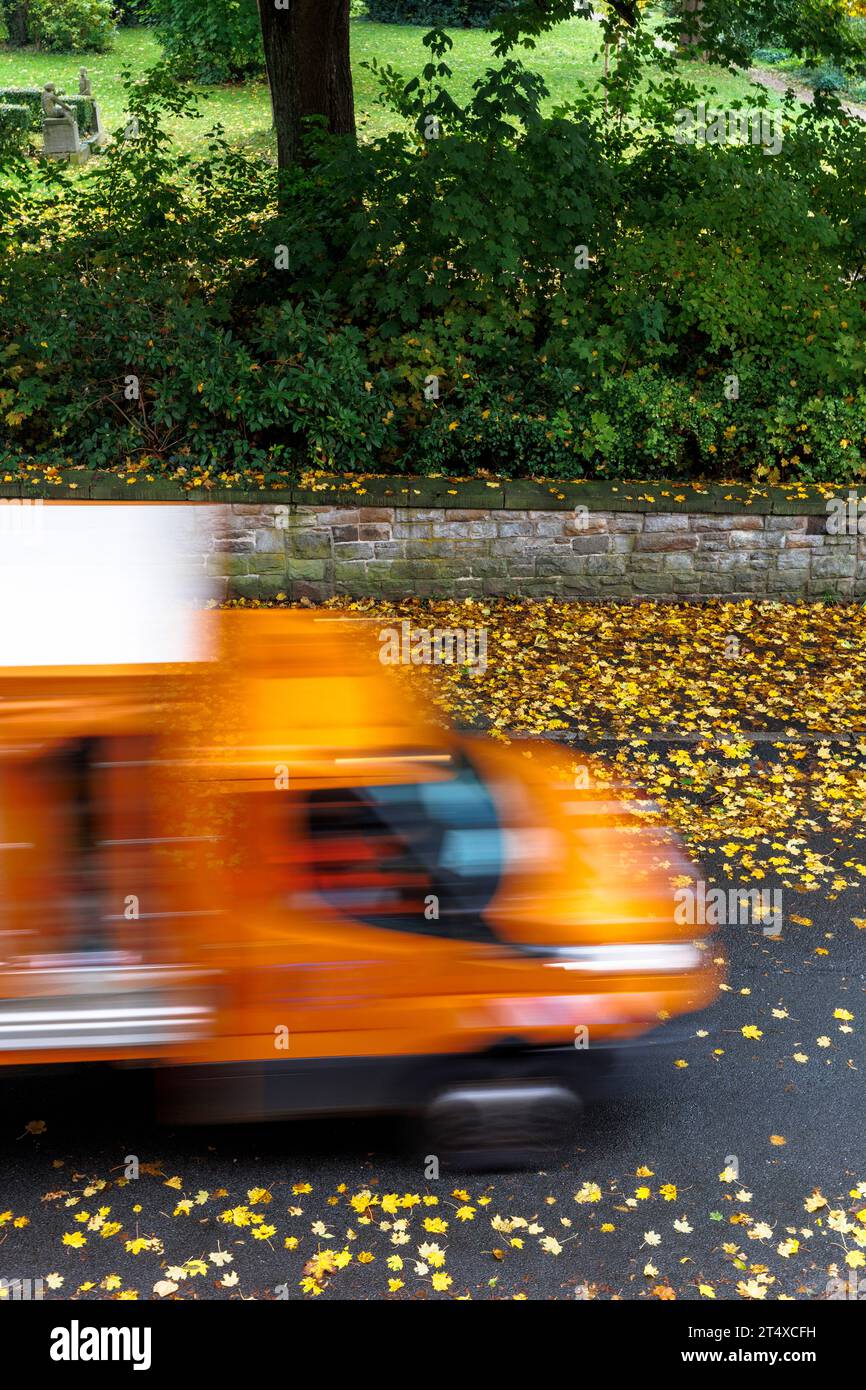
(7, 1, 30, 45)
(257, 0, 355, 170)
(680, 0, 706, 56)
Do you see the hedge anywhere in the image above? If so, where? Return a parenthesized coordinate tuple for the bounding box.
(0, 103, 29, 148)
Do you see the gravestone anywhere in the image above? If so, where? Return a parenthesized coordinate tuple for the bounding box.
(89, 103, 107, 146)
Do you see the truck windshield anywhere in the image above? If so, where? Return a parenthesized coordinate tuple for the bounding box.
(305, 756, 503, 940)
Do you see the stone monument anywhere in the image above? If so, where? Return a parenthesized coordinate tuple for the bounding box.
(40, 82, 89, 162)
(76, 69, 108, 147)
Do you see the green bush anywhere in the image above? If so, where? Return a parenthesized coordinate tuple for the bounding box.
(366, 0, 521, 25)
(27, 0, 116, 52)
(0, 102, 30, 150)
(0, 87, 43, 127)
(149, 0, 264, 82)
(0, 53, 864, 487)
(64, 93, 96, 134)
(752, 47, 789, 64)
(803, 64, 847, 93)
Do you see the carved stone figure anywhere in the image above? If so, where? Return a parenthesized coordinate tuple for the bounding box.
(78, 68, 93, 97)
(41, 84, 75, 122)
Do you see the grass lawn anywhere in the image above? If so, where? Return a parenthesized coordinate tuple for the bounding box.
(0, 28, 271, 148)
(0, 17, 786, 153)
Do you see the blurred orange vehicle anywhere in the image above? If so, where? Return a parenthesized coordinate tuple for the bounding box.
(0, 505, 721, 1165)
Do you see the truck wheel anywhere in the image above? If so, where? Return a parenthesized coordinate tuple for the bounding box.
(424, 1081, 580, 1171)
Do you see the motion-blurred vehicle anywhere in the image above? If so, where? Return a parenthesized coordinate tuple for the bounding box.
(0, 506, 721, 1165)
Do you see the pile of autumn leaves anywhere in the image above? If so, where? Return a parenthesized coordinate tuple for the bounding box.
(336, 596, 866, 894)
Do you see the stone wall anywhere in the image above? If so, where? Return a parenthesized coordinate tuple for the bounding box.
(202, 482, 866, 602)
(4, 479, 863, 601)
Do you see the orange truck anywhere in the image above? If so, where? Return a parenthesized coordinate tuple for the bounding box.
(0, 506, 720, 1164)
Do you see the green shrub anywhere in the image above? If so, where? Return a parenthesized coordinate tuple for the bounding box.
(62, 94, 96, 134)
(365, 0, 520, 25)
(0, 53, 864, 487)
(752, 47, 789, 64)
(803, 64, 847, 93)
(149, 0, 264, 82)
(0, 103, 30, 150)
(27, 0, 116, 53)
(0, 87, 43, 128)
